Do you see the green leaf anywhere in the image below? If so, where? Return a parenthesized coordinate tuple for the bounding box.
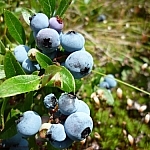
(0, 1, 5, 8)
(0, 75, 41, 98)
(4, 51, 25, 79)
(47, 66, 76, 93)
(35, 51, 53, 69)
(0, 40, 6, 55)
(22, 8, 36, 25)
(0, 116, 18, 139)
(27, 31, 35, 47)
(42, 65, 62, 86)
(19, 92, 33, 112)
(0, 65, 6, 79)
(55, 0, 72, 17)
(4, 10, 26, 44)
(39, 0, 56, 17)
(100, 88, 114, 106)
(0, 98, 9, 130)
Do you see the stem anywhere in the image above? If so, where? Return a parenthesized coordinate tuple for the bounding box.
(92, 70, 150, 96)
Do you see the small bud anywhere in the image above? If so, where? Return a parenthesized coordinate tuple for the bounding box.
(80, 138, 86, 145)
(134, 102, 140, 110)
(122, 129, 127, 136)
(116, 88, 123, 98)
(94, 132, 101, 139)
(39, 123, 51, 139)
(128, 134, 134, 145)
(141, 63, 148, 70)
(93, 96, 100, 106)
(145, 113, 150, 124)
(138, 105, 147, 113)
(90, 92, 97, 99)
(96, 89, 103, 97)
(127, 99, 133, 107)
(28, 48, 39, 61)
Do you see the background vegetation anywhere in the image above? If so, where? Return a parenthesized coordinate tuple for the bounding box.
(0, 0, 150, 149)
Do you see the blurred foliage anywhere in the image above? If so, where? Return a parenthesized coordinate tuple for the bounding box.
(0, 0, 150, 149)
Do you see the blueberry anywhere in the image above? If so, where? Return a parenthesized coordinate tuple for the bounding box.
(49, 16, 64, 33)
(47, 123, 66, 142)
(36, 28, 60, 53)
(50, 136, 73, 149)
(2, 132, 22, 147)
(76, 100, 90, 115)
(58, 93, 78, 115)
(64, 112, 93, 141)
(16, 111, 42, 137)
(22, 58, 37, 73)
(44, 93, 58, 109)
(29, 13, 49, 33)
(99, 81, 110, 89)
(97, 14, 106, 22)
(65, 50, 93, 79)
(9, 138, 29, 150)
(60, 31, 85, 52)
(33, 62, 41, 71)
(13, 45, 30, 64)
(104, 74, 117, 88)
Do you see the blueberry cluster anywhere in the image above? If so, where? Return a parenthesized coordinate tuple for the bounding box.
(13, 12, 93, 79)
(99, 74, 117, 90)
(2, 111, 42, 149)
(43, 92, 93, 149)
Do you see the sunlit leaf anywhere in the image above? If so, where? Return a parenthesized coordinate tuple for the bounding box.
(42, 65, 62, 86)
(35, 51, 53, 69)
(55, 0, 72, 17)
(47, 66, 76, 93)
(22, 8, 35, 25)
(4, 10, 26, 44)
(39, 0, 56, 17)
(0, 65, 5, 79)
(0, 75, 41, 98)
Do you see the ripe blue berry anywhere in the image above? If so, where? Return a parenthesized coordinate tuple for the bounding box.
(76, 100, 90, 115)
(16, 111, 42, 137)
(36, 28, 60, 53)
(64, 112, 93, 141)
(50, 136, 73, 149)
(58, 93, 78, 115)
(13, 45, 30, 64)
(65, 50, 93, 79)
(2, 133, 22, 147)
(22, 58, 37, 73)
(47, 123, 66, 142)
(9, 138, 29, 150)
(99, 81, 110, 89)
(49, 16, 64, 33)
(97, 14, 106, 22)
(44, 93, 58, 109)
(104, 74, 117, 88)
(29, 13, 49, 33)
(60, 31, 85, 52)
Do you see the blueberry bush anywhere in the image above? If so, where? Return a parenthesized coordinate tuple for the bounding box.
(0, 0, 150, 150)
